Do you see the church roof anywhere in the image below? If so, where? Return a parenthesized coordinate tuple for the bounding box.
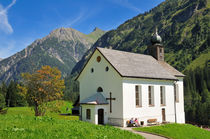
(97, 47, 184, 80)
(80, 92, 108, 105)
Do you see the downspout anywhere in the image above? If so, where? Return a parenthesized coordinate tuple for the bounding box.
(80, 105, 82, 120)
(174, 81, 177, 123)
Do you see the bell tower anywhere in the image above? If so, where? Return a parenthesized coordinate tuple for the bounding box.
(148, 28, 164, 61)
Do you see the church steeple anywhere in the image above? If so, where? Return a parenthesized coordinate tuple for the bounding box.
(148, 28, 164, 61)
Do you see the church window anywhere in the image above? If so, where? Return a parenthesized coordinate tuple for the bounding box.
(97, 56, 101, 62)
(149, 86, 154, 106)
(160, 86, 166, 106)
(91, 68, 94, 73)
(175, 84, 179, 102)
(135, 85, 142, 107)
(97, 87, 103, 92)
(86, 109, 91, 120)
(105, 66, 109, 72)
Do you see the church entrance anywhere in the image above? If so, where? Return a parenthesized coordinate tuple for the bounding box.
(98, 109, 104, 125)
(162, 108, 166, 122)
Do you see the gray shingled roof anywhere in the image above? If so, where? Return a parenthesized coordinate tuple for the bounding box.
(97, 47, 184, 80)
(80, 92, 108, 105)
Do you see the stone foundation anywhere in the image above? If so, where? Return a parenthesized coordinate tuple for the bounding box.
(108, 117, 124, 127)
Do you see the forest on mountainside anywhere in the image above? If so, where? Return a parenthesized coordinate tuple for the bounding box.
(184, 60, 210, 126)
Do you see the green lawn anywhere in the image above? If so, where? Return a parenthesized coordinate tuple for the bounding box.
(134, 123, 210, 139)
(0, 107, 143, 139)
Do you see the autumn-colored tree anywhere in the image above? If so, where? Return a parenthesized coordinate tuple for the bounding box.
(21, 66, 65, 116)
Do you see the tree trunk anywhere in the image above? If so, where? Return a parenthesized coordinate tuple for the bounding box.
(34, 103, 41, 116)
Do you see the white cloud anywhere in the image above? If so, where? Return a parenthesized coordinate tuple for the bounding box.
(109, 0, 142, 13)
(66, 11, 85, 27)
(0, 0, 16, 34)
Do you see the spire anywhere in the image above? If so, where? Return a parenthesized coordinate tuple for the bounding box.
(151, 28, 162, 45)
(148, 28, 164, 61)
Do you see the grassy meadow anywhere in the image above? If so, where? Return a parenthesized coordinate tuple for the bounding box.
(134, 123, 210, 139)
(0, 106, 143, 139)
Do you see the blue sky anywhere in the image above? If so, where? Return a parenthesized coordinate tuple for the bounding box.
(0, 0, 164, 58)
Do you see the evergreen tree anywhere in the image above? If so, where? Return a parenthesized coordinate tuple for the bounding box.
(0, 93, 5, 110)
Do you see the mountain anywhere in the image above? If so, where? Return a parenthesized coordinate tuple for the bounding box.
(72, 0, 210, 74)
(0, 58, 2, 61)
(0, 27, 105, 83)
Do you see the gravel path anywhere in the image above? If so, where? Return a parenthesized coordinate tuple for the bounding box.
(118, 127, 168, 139)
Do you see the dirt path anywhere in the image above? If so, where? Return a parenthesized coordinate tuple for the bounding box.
(118, 127, 168, 139)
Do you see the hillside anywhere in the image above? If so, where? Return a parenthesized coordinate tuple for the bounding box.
(0, 27, 105, 83)
(72, 0, 210, 74)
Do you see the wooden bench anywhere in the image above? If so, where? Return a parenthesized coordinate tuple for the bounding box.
(147, 119, 159, 126)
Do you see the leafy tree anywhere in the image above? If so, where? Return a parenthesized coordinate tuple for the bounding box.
(21, 65, 65, 116)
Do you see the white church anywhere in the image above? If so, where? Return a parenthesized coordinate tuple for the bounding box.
(76, 31, 185, 127)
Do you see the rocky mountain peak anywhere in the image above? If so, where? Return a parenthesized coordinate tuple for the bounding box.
(46, 27, 87, 42)
(92, 27, 101, 32)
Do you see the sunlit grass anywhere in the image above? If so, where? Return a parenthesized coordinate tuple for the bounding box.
(0, 106, 143, 139)
(134, 123, 210, 139)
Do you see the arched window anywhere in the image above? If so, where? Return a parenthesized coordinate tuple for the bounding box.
(97, 87, 103, 92)
(105, 66, 109, 72)
(91, 68, 94, 73)
(86, 109, 91, 120)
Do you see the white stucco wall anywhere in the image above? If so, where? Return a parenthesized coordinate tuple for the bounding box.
(175, 77, 185, 123)
(78, 50, 123, 125)
(81, 104, 109, 124)
(122, 78, 177, 127)
(81, 105, 96, 124)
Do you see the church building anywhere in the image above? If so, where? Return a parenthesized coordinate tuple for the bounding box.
(76, 31, 185, 127)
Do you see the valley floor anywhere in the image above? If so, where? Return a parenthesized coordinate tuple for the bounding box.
(0, 107, 143, 139)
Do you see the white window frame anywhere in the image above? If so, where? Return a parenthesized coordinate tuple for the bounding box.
(135, 85, 142, 107)
(160, 86, 166, 106)
(149, 86, 154, 106)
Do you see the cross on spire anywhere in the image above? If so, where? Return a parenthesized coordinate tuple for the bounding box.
(106, 92, 116, 113)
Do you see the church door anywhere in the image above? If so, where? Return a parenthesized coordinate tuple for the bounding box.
(98, 109, 104, 125)
(162, 108, 166, 122)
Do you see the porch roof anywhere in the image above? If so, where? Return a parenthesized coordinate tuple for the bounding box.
(80, 92, 108, 105)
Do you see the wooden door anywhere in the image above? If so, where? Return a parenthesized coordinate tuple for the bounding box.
(98, 109, 104, 125)
(162, 108, 166, 122)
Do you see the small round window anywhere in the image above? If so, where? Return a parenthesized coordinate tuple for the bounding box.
(105, 66, 109, 72)
(91, 68, 94, 73)
(97, 56, 101, 62)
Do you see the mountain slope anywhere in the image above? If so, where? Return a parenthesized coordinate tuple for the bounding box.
(72, 0, 210, 74)
(0, 28, 105, 83)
